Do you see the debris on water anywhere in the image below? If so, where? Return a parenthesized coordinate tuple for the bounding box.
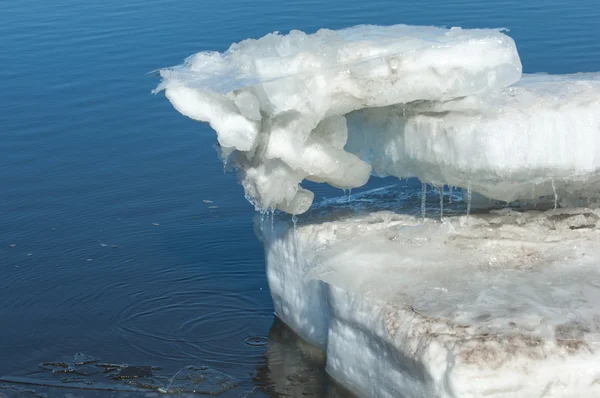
(209, 205, 218, 209)
(152, 222, 160, 226)
(73, 353, 98, 366)
(203, 199, 213, 203)
(1, 353, 240, 395)
(160, 365, 240, 395)
(109, 366, 153, 380)
(9, 244, 16, 248)
(40, 353, 101, 377)
(100, 243, 108, 247)
(86, 259, 92, 262)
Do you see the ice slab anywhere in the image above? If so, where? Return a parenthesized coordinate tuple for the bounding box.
(259, 203, 600, 397)
(156, 25, 521, 214)
(346, 73, 600, 204)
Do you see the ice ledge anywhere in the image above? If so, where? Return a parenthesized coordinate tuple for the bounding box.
(156, 24, 521, 214)
(259, 208, 600, 397)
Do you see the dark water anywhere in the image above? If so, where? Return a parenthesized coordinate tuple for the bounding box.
(1, 0, 599, 396)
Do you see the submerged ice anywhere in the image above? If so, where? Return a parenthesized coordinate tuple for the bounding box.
(156, 24, 523, 213)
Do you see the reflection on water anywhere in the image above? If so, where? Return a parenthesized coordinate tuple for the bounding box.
(254, 318, 355, 398)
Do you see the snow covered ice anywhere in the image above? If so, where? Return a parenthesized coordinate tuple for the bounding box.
(156, 24, 600, 397)
(259, 194, 600, 398)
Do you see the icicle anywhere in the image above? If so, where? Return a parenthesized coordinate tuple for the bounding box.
(466, 182, 472, 218)
(439, 185, 444, 220)
(449, 186, 453, 204)
(291, 214, 299, 260)
(551, 179, 558, 211)
(270, 209, 274, 231)
(421, 182, 427, 219)
(347, 188, 352, 202)
(260, 211, 266, 231)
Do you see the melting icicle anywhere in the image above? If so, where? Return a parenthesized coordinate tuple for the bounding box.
(449, 186, 453, 204)
(347, 188, 352, 202)
(439, 185, 444, 220)
(551, 179, 558, 210)
(291, 214, 299, 259)
(259, 211, 266, 231)
(466, 182, 472, 218)
(421, 182, 427, 219)
(270, 209, 274, 231)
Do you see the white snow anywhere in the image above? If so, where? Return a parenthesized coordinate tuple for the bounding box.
(260, 204, 600, 398)
(156, 24, 521, 214)
(346, 73, 600, 204)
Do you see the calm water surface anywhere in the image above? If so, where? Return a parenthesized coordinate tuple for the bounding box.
(1, 0, 599, 396)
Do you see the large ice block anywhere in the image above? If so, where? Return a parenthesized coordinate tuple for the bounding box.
(346, 73, 600, 204)
(156, 25, 521, 214)
(259, 202, 600, 397)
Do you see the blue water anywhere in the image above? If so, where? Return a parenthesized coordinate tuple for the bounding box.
(1, 0, 599, 396)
